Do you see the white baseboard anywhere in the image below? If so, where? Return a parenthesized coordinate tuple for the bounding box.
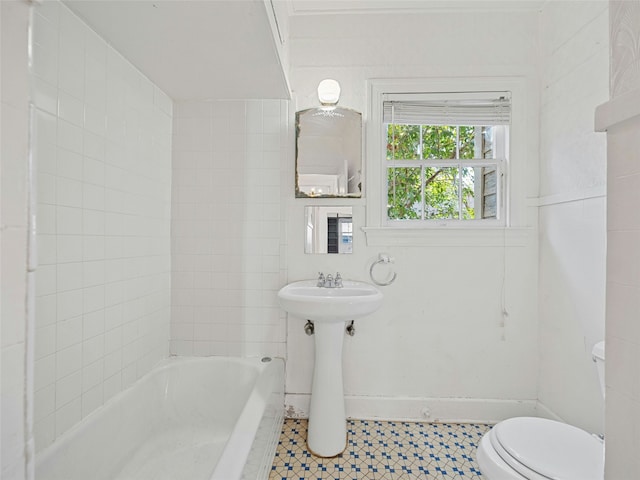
(285, 394, 538, 424)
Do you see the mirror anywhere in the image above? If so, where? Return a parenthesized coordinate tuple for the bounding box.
(295, 107, 362, 197)
(305, 206, 353, 254)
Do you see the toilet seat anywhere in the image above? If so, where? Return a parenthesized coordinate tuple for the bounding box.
(490, 417, 603, 480)
(489, 428, 552, 480)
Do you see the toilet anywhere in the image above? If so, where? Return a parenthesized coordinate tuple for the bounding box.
(476, 341, 605, 480)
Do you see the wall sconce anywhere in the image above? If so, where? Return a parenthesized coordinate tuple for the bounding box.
(317, 79, 341, 106)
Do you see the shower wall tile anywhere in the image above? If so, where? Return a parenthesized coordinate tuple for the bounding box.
(31, 1, 172, 452)
(171, 99, 288, 359)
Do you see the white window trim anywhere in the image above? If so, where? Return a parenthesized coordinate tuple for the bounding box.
(364, 76, 532, 247)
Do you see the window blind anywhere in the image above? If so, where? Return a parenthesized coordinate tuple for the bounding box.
(383, 94, 511, 126)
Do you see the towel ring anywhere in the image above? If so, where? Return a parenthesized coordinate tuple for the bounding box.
(369, 253, 397, 286)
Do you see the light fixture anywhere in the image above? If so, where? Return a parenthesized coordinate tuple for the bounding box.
(317, 79, 341, 106)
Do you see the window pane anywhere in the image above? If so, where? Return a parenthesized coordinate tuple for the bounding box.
(482, 127, 494, 159)
(482, 166, 498, 219)
(461, 167, 476, 219)
(424, 167, 459, 219)
(423, 126, 456, 159)
(458, 126, 475, 159)
(387, 167, 421, 219)
(483, 193, 497, 218)
(387, 124, 420, 160)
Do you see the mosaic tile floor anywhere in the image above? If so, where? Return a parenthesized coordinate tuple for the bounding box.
(270, 419, 491, 479)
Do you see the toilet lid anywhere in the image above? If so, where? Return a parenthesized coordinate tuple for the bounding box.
(493, 417, 603, 480)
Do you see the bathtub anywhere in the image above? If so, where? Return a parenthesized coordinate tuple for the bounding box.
(35, 356, 284, 480)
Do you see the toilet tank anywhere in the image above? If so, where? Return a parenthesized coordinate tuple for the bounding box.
(592, 341, 605, 398)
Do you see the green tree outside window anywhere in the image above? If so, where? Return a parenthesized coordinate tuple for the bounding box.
(387, 124, 478, 220)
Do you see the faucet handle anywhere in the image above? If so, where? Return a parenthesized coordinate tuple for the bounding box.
(335, 272, 343, 287)
(317, 272, 325, 287)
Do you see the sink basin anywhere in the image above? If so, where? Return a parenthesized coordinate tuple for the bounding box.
(277, 280, 383, 323)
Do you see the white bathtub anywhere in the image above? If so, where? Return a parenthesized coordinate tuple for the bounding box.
(35, 356, 284, 480)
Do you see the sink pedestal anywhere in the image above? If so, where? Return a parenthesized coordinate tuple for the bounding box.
(276, 279, 384, 458)
(308, 321, 347, 457)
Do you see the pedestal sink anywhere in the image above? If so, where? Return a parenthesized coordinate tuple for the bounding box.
(277, 280, 383, 457)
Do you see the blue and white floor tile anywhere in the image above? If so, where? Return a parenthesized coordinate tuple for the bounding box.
(270, 419, 490, 479)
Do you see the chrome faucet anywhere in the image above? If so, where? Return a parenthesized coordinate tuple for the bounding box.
(325, 274, 334, 288)
(316, 272, 343, 288)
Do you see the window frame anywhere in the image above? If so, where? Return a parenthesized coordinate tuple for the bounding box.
(364, 77, 529, 245)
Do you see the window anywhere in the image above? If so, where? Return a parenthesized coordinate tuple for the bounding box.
(384, 93, 510, 225)
(364, 78, 528, 247)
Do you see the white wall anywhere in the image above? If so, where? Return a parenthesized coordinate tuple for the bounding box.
(1, 2, 32, 478)
(170, 99, 288, 358)
(605, 112, 640, 479)
(285, 9, 541, 421)
(537, 2, 608, 434)
(31, 1, 173, 452)
(601, 1, 640, 476)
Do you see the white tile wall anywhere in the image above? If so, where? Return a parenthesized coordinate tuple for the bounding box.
(1, 2, 32, 478)
(537, 1, 608, 434)
(170, 99, 288, 358)
(31, 1, 172, 452)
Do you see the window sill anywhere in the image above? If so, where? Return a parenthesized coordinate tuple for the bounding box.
(361, 226, 533, 247)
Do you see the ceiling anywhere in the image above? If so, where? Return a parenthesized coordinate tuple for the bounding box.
(63, 0, 546, 101)
(63, 0, 291, 101)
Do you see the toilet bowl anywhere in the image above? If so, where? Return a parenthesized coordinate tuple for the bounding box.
(477, 341, 605, 480)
